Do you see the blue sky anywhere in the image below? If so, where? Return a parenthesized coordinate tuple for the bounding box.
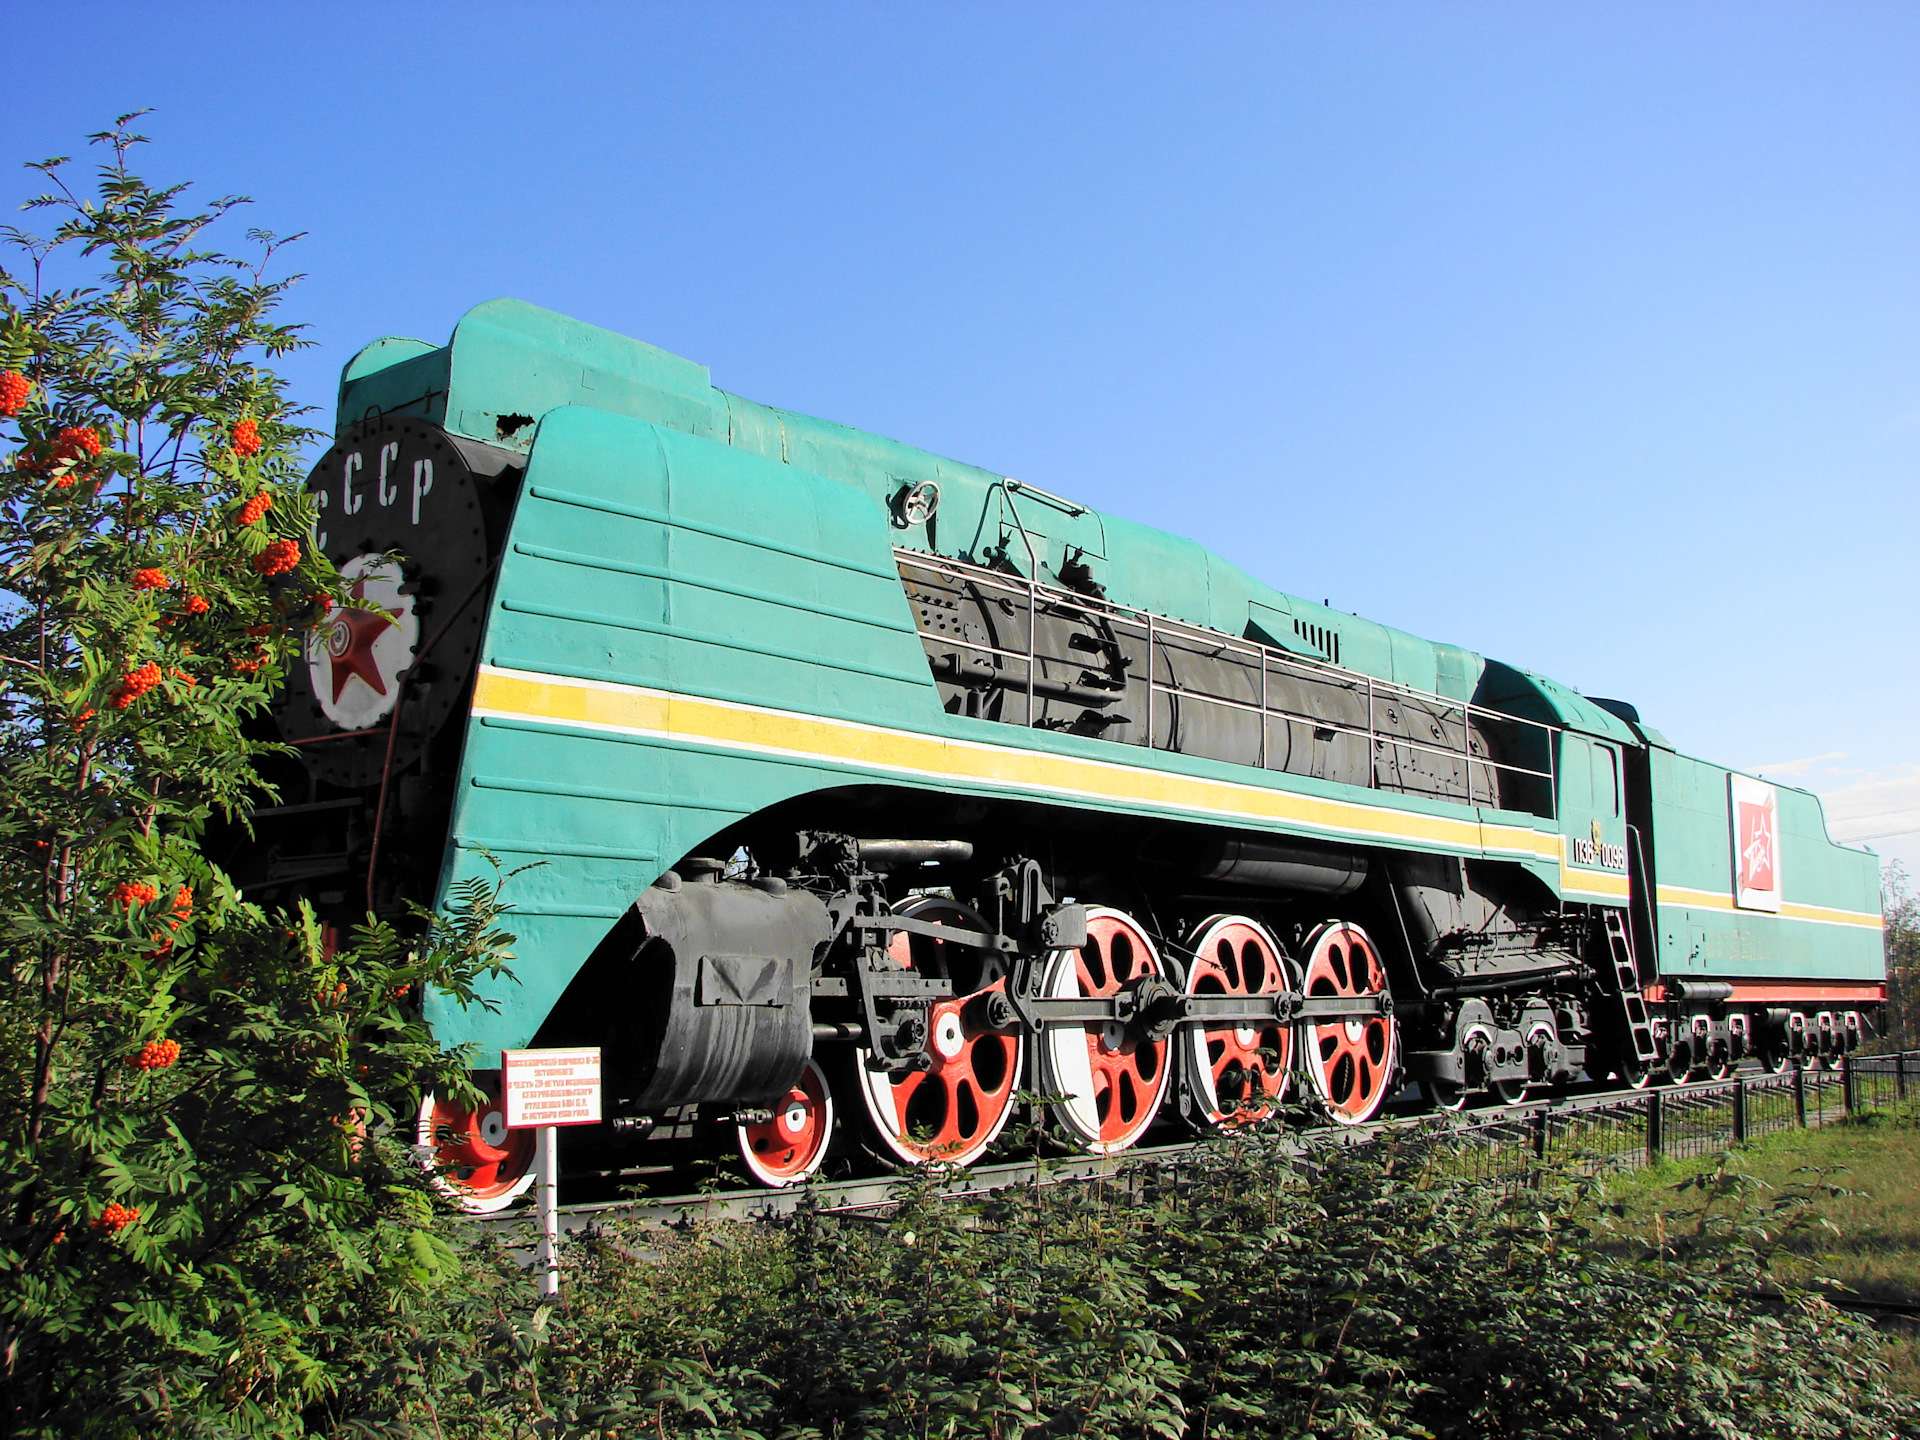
(9, 2, 1918, 870)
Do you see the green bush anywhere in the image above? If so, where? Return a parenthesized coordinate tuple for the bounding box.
(419, 1133, 1917, 1439)
(0, 120, 511, 1435)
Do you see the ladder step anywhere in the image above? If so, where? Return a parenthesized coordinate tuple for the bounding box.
(1597, 906, 1660, 1066)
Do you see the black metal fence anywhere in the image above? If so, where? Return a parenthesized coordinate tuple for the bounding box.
(1420, 1052, 1919, 1191)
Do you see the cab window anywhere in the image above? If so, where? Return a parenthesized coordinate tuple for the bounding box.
(1592, 743, 1620, 818)
(1561, 737, 1592, 813)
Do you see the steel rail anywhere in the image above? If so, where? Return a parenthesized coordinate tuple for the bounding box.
(473, 1056, 1911, 1243)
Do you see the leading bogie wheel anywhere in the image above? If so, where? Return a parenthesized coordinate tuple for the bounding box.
(1182, 914, 1293, 1128)
(416, 1071, 537, 1213)
(852, 896, 1024, 1167)
(1040, 906, 1174, 1154)
(737, 1057, 836, 1187)
(1623, 1062, 1658, 1091)
(1488, 1078, 1527, 1107)
(1299, 921, 1398, 1126)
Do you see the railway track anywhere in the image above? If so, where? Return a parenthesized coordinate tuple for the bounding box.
(476, 1058, 1898, 1243)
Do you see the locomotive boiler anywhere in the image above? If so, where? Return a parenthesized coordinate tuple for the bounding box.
(237, 300, 1886, 1210)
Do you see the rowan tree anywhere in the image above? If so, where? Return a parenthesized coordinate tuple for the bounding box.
(0, 116, 510, 1435)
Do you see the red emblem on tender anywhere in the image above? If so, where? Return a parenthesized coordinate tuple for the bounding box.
(1737, 800, 1774, 892)
(324, 574, 404, 703)
(307, 555, 419, 731)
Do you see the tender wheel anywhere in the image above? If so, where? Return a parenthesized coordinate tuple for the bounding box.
(1300, 921, 1398, 1125)
(1666, 1041, 1695, 1086)
(1421, 1079, 1471, 1113)
(1182, 915, 1292, 1128)
(416, 1071, 537, 1213)
(1039, 906, 1173, 1154)
(737, 1058, 835, 1187)
(1488, 1078, 1527, 1107)
(852, 896, 1023, 1166)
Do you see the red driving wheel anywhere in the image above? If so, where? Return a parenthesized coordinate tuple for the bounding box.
(1300, 921, 1398, 1125)
(852, 897, 1023, 1166)
(1040, 906, 1173, 1153)
(1183, 915, 1293, 1127)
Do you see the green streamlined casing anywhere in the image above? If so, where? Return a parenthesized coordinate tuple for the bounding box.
(1643, 741, 1882, 980)
(325, 300, 1883, 1056)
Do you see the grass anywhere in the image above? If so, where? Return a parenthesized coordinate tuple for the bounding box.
(1592, 1104, 1920, 1394)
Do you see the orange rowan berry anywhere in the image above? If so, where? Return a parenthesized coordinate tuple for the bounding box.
(53, 426, 103, 459)
(131, 568, 168, 591)
(231, 418, 262, 457)
(182, 594, 209, 614)
(0, 371, 30, 417)
(91, 1203, 140, 1235)
(71, 707, 95, 730)
(253, 538, 299, 576)
(168, 668, 196, 689)
(237, 493, 272, 526)
(132, 1038, 181, 1071)
(171, 885, 192, 917)
(110, 661, 164, 709)
(113, 881, 159, 910)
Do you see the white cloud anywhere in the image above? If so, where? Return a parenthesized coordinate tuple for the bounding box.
(1800, 763, 1920, 876)
(1749, 750, 1847, 778)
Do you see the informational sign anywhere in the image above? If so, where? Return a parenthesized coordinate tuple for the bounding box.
(1729, 774, 1782, 913)
(501, 1047, 602, 1128)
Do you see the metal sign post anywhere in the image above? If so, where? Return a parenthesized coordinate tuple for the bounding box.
(501, 1047, 602, 1298)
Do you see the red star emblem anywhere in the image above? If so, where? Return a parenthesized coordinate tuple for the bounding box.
(325, 576, 404, 703)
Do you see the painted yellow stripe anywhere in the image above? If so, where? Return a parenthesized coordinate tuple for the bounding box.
(471, 666, 1614, 886)
(1656, 883, 1881, 931)
(1559, 837, 1631, 900)
(1659, 884, 1736, 912)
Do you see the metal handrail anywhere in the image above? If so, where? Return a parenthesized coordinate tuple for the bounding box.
(899, 549, 1559, 799)
(924, 625, 1536, 784)
(905, 549, 1556, 737)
